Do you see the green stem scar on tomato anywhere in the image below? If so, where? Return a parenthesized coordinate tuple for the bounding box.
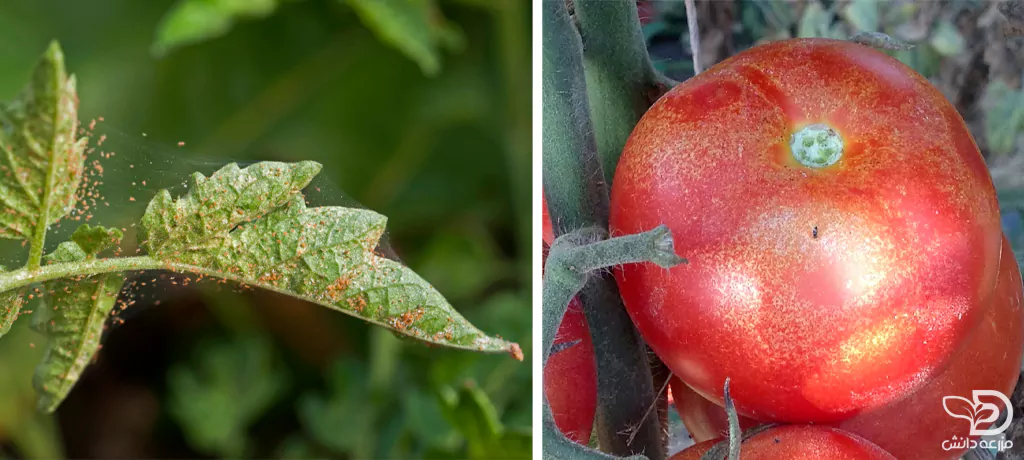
(790, 123, 844, 168)
(610, 38, 1002, 423)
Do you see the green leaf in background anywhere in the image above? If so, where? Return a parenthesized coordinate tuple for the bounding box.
(984, 80, 1024, 156)
(0, 42, 87, 247)
(842, 0, 879, 33)
(0, 288, 25, 337)
(403, 387, 460, 451)
(797, 1, 833, 38)
(437, 381, 530, 460)
(140, 162, 520, 356)
(168, 336, 289, 458)
(31, 273, 125, 413)
(298, 359, 376, 456)
(0, 323, 63, 459)
(152, 0, 280, 56)
(345, 0, 463, 76)
(929, 19, 966, 57)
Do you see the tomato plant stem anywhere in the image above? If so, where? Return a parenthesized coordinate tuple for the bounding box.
(543, 226, 684, 460)
(575, 0, 674, 188)
(542, 0, 677, 457)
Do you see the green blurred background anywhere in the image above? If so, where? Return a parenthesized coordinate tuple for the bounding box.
(0, 0, 532, 458)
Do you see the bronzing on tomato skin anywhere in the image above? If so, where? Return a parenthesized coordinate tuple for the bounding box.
(610, 38, 1002, 422)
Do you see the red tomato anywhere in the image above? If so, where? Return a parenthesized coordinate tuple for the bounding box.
(544, 297, 597, 444)
(610, 38, 1002, 422)
(669, 426, 895, 459)
(664, 237, 1022, 458)
(670, 377, 760, 443)
(543, 196, 555, 244)
(637, 1, 656, 25)
(669, 439, 715, 460)
(834, 236, 1023, 459)
(542, 195, 597, 444)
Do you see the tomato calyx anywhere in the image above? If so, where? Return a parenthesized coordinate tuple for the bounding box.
(790, 123, 844, 168)
(698, 424, 780, 460)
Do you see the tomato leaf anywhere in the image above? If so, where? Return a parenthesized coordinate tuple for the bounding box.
(983, 80, 1024, 155)
(152, 0, 280, 56)
(168, 336, 289, 458)
(345, 0, 462, 76)
(44, 225, 123, 264)
(929, 20, 966, 57)
(139, 161, 520, 356)
(31, 273, 124, 413)
(69, 224, 123, 257)
(298, 359, 375, 455)
(0, 288, 26, 337)
(0, 41, 87, 243)
(842, 0, 879, 33)
(438, 381, 531, 460)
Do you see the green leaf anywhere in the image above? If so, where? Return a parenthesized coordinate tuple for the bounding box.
(43, 224, 122, 264)
(438, 381, 529, 460)
(168, 336, 289, 458)
(298, 358, 375, 455)
(140, 162, 520, 356)
(842, 0, 879, 33)
(31, 273, 124, 412)
(346, 0, 461, 76)
(984, 80, 1024, 155)
(929, 20, 966, 57)
(152, 0, 280, 56)
(139, 161, 321, 256)
(0, 41, 87, 242)
(0, 288, 26, 337)
(797, 1, 832, 38)
(70, 224, 123, 257)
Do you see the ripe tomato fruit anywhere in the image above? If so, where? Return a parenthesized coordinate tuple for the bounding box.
(664, 236, 1023, 458)
(543, 196, 555, 244)
(542, 195, 597, 444)
(610, 38, 1002, 422)
(669, 425, 895, 459)
(670, 376, 760, 443)
(834, 236, 1023, 459)
(543, 297, 597, 444)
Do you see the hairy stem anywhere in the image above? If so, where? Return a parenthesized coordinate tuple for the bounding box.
(543, 226, 684, 460)
(542, 0, 607, 235)
(725, 379, 741, 460)
(542, 0, 676, 457)
(575, 0, 675, 187)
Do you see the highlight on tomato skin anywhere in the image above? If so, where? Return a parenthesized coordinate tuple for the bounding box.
(832, 235, 1024, 460)
(663, 235, 1022, 459)
(609, 37, 1003, 423)
(668, 425, 896, 460)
